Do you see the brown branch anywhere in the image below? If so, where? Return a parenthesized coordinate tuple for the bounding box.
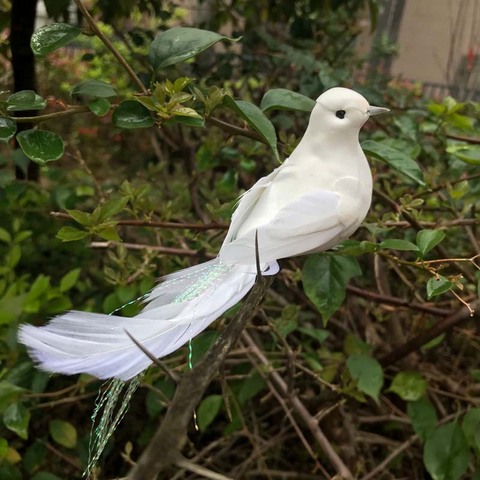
(207, 116, 264, 142)
(126, 275, 274, 480)
(73, 0, 148, 94)
(347, 285, 452, 316)
(89, 241, 216, 258)
(43, 441, 82, 470)
(242, 331, 354, 480)
(374, 218, 478, 229)
(360, 434, 419, 480)
(379, 299, 480, 367)
(175, 457, 234, 480)
(50, 211, 228, 230)
(445, 133, 480, 144)
(360, 409, 468, 480)
(11, 105, 91, 123)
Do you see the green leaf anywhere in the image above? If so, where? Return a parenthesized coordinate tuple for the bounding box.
(16, 129, 64, 165)
(88, 98, 111, 117)
(407, 397, 437, 441)
(298, 327, 329, 343)
(0, 118, 16, 143)
(66, 209, 91, 226)
(302, 254, 361, 324)
(22, 440, 46, 474)
(49, 419, 77, 448)
(344, 333, 372, 356)
(238, 372, 266, 404)
(197, 395, 223, 431)
(0, 464, 22, 480)
(446, 142, 480, 166)
(3, 403, 30, 440)
(6, 244, 21, 269)
(334, 239, 378, 256)
(260, 88, 315, 112)
(6, 91, 47, 112)
(171, 115, 205, 128)
(31, 473, 62, 480)
(462, 408, 480, 454)
(389, 371, 427, 401)
(417, 229, 445, 256)
(113, 100, 155, 129)
(424, 422, 470, 480)
(427, 275, 453, 299)
(26, 275, 50, 302)
(95, 225, 121, 241)
(0, 438, 7, 460)
(71, 80, 117, 99)
(149, 27, 239, 70)
(0, 382, 26, 413)
(346, 354, 383, 401)
(0, 228, 11, 243)
(224, 96, 279, 160)
(189, 331, 219, 366)
(30, 23, 82, 56)
(56, 226, 88, 242)
(97, 197, 129, 222)
(59, 268, 81, 292)
(380, 239, 419, 252)
(362, 139, 425, 186)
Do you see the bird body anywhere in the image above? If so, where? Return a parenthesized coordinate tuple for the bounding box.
(18, 87, 388, 380)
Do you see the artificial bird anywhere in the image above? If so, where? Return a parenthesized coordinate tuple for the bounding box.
(18, 87, 388, 380)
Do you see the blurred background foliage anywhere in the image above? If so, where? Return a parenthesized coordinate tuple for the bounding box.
(0, 0, 480, 479)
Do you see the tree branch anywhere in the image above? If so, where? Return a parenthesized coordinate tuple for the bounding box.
(73, 0, 148, 94)
(347, 285, 452, 316)
(126, 275, 274, 480)
(207, 116, 264, 142)
(12, 105, 91, 123)
(380, 299, 480, 367)
(50, 211, 228, 230)
(242, 331, 354, 480)
(89, 241, 216, 258)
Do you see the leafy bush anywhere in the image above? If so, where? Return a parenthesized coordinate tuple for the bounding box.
(0, 1, 480, 479)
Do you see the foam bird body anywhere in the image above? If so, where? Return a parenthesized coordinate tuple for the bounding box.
(18, 87, 388, 380)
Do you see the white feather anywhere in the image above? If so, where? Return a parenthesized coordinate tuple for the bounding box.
(18, 259, 261, 380)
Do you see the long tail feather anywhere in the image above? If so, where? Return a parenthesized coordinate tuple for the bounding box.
(18, 258, 262, 380)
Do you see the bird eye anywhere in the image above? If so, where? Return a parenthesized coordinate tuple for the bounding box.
(335, 110, 346, 119)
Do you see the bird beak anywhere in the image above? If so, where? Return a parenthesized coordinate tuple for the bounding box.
(368, 106, 390, 116)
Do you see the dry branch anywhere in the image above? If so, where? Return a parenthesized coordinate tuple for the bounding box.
(126, 275, 274, 480)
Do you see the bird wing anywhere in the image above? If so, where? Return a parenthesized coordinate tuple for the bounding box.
(220, 188, 346, 265)
(222, 166, 282, 247)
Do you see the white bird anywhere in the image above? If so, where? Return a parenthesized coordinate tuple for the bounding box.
(18, 87, 388, 381)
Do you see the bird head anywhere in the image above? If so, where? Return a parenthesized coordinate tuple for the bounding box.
(312, 87, 389, 133)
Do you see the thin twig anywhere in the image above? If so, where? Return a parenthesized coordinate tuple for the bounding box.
(360, 435, 419, 480)
(11, 105, 90, 123)
(243, 337, 330, 477)
(445, 133, 480, 144)
(380, 299, 480, 367)
(50, 211, 228, 230)
(347, 285, 452, 316)
(176, 457, 234, 480)
(89, 241, 216, 258)
(242, 331, 354, 480)
(124, 329, 180, 382)
(207, 116, 264, 142)
(126, 275, 274, 480)
(73, 0, 148, 94)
